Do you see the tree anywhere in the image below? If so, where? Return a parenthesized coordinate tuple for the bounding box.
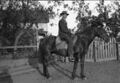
(1, 0, 119, 46)
(0, 0, 50, 46)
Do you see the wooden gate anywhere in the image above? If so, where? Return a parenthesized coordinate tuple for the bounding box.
(85, 37, 117, 62)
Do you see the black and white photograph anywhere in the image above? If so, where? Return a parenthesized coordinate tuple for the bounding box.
(0, 0, 120, 83)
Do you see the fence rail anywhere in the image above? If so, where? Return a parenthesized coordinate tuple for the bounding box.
(0, 38, 120, 62)
(0, 45, 37, 49)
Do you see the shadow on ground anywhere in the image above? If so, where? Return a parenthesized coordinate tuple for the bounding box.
(52, 62, 80, 79)
(28, 50, 44, 77)
(27, 50, 76, 79)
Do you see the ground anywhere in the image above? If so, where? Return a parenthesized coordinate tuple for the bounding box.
(0, 59, 120, 83)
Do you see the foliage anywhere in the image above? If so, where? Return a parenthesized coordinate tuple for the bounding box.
(0, 0, 50, 46)
(1, 0, 120, 46)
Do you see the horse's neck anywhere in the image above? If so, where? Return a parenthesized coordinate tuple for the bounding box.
(86, 28, 96, 45)
(77, 27, 96, 46)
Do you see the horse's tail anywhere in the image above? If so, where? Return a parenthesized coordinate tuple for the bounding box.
(38, 38, 45, 63)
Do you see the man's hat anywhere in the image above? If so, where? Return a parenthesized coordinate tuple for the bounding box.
(60, 11, 69, 16)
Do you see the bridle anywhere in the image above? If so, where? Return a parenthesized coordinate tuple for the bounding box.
(102, 22, 112, 36)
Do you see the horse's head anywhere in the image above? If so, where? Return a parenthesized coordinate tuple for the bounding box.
(94, 22, 111, 43)
(107, 24, 120, 38)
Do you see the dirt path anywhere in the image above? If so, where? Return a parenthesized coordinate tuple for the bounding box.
(13, 61, 120, 83)
(0, 60, 120, 83)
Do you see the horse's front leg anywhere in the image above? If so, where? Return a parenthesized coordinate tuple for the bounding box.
(42, 50, 51, 79)
(42, 55, 50, 79)
(80, 53, 86, 80)
(72, 53, 79, 79)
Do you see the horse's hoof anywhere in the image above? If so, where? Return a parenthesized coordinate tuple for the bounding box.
(71, 76, 79, 80)
(71, 77, 75, 80)
(43, 74, 51, 80)
(72, 77, 79, 80)
(47, 77, 52, 80)
(71, 75, 75, 80)
(81, 76, 87, 80)
(82, 77, 87, 80)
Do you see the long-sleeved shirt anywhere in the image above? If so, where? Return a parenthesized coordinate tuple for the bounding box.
(58, 18, 71, 36)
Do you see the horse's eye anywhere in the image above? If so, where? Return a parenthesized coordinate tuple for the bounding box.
(97, 26, 101, 28)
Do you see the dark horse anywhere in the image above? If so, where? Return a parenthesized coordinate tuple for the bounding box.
(39, 22, 110, 80)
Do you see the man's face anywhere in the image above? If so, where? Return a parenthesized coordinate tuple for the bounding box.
(62, 14, 68, 19)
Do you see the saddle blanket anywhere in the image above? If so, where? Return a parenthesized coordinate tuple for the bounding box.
(56, 37, 68, 50)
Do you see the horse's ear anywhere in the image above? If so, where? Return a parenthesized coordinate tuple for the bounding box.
(102, 22, 107, 28)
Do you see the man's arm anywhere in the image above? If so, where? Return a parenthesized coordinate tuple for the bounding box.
(59, 20, 71, 35)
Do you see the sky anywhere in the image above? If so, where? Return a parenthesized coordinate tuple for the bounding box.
(39, 0, 115, 36)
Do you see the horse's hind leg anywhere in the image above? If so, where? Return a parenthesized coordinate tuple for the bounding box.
(42, 56, 50, 79)
(72, 54, 79, 79)
(42, 50, 51, 79)
(80, 52, 87, 80)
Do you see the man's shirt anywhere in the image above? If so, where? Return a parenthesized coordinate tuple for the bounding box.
(58, 18, 71, 35)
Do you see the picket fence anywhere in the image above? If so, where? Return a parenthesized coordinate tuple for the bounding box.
(85, 37, 118, 62)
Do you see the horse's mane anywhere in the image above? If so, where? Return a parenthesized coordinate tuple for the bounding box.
(75, 20, 103, 36)
(75, 25, 94, 36)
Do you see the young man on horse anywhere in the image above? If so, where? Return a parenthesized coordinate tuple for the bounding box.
(58, 11, 73, 58)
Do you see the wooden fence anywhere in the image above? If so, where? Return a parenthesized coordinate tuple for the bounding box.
(0, 38, 119, 62)
(0, 45, 38, 58)
(85, 37, 118, 62)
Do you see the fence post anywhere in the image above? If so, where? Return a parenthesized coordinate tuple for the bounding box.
(116, 42, 119, 60)
(93, 41, 96, 62)
(13, 46, 17, 59)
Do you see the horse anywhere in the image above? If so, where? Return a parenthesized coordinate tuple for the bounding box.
(38, 21, 111, 80)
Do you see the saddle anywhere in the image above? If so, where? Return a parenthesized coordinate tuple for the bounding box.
(56, 36, 68, 50)
(55, 36, 77, 50)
